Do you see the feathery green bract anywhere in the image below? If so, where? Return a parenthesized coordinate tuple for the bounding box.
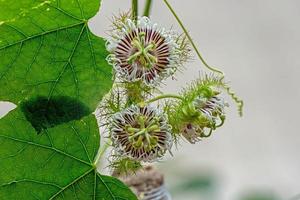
(166, 74, 226, 138)
(0, 0, 137, 199)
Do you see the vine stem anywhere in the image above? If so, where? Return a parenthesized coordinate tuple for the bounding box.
(162, 0, 244, 116)
(143, 0, 153, 17)
(144, 94, 184, 104)
(162, 0, 224, 75)
(132, 0, 138, 22)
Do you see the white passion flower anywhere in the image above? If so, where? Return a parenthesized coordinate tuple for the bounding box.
(106, 16, 189, 86)
(181, 95, 227, 144)
(110, 105, 172, 162)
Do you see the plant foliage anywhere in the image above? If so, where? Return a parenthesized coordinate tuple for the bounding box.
(0, 0, 137, 199)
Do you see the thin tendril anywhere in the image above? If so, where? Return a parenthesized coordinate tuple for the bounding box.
(162, 0, 244, 116)
(224, 84, 244, 116)
(162, 0, 223, 75)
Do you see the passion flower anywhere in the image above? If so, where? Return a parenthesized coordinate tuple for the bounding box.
(110, 105, 172, 162)
(181, 95, 227, 143)
(166, 74, 228, 144)
(106, 16, 189, 86)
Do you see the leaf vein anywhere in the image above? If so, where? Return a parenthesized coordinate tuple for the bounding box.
(49, 168, 94, 200)
(1, 179, 63, 189)
(96, 174, 116, 200)
(0, 134, 92, 166)
(47, 24, 86, 100)
(0, 22, 84, 51)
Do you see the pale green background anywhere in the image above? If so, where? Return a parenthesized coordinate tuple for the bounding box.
(1, 0, 299, 199)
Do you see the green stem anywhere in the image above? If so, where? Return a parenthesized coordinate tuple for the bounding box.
(143, 0, 153, 17)
(93, 140, 112, 167)
(132, 0, 138, 22)
(162, 0, 244, 116)
(145, 94, 184, 104)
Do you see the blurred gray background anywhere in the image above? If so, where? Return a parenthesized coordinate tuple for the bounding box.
(1, 0, 300, 199)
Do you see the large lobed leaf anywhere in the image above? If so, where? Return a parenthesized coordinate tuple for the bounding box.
(0, 0, 112, 109)
(0, 0, 137, 199)
(0, 110, 137, 200)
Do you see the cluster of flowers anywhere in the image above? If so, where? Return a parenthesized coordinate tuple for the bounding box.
(99, 13, 230, 175)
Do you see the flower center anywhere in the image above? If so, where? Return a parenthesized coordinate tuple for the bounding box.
(127, 32, 157, 69)
(126, 115, 160, 151)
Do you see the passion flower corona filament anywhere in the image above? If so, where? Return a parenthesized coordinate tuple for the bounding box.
(106, 16, 189, 86)
(193, 95, 227, 123)
(110, 105, 172, 162)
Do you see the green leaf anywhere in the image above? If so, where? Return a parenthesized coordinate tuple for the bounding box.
(0, 109, 137, 200)
(0, 0, 137, 199)
(0, 0, 112, 110)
